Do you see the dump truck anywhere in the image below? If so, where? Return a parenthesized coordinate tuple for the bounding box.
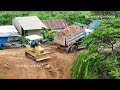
(54, 27, 87, 52)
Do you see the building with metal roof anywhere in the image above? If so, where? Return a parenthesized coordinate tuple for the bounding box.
(12, 16, 47, 36)
(41, 19, 68, 30)
(0, 25, 20, 37)
(0, 25, 20, 47)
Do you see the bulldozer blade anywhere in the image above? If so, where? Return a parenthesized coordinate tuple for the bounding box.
(36, 52, 51, 61)
(25, 51, 51, 62)
(36, 56, 51, 61)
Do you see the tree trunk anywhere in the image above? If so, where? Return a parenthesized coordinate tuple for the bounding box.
(111, 43, 114, 51)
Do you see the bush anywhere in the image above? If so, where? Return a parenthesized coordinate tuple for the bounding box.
(70, 50, 103, 79)
(70, 50, 120, 79)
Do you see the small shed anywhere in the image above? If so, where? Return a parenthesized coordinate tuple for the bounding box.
(12, 16, 47, 36)
(41, 19, 68, 30)
(0, 25, 20, 46)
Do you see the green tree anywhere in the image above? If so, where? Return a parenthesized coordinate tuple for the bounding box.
(18, 34, 30, 45)
(90, 11, 120, 19)
(70, 18, 120, 79)
(0, 11, 91, 25)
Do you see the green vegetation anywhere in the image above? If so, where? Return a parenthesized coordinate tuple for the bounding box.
(71, 18, 120, 79)
(0, 47, 5, 50)
(71, 50, 102, 79)
(0, 11, 120, 25)
(91, 11, 120, 18)
(0, 11, 29, 25)
(18, 34, 30, 45)
(0, 11, 91, 25)
(0, 76, 4, 79)
(41, 27, 57, 41)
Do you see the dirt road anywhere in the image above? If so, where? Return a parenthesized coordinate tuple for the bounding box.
(0, 43, 77, 79)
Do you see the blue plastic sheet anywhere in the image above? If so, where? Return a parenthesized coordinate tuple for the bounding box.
(0, 37, 8, 45)
(0, 43, 2, 47)
(42, 38, 48, 44)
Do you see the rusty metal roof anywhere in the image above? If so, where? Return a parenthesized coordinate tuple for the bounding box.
(41, 19, 68, 29)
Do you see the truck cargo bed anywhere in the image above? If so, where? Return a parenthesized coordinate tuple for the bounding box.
(54, 29, 86, 46)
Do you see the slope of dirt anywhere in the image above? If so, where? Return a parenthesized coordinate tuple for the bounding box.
(0, 43, 77, 79)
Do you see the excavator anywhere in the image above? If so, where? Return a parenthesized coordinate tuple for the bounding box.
(25, 45, 51, 62)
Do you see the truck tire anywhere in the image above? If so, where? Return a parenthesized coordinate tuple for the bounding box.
(70, 45, 77, 52)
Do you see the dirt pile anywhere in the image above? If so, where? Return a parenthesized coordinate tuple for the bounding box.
(56, 25, 82, 36)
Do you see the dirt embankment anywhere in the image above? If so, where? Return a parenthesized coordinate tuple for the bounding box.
(0, 43, 77, 79)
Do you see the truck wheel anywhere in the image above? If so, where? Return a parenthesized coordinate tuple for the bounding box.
(70, 45, 77, 52)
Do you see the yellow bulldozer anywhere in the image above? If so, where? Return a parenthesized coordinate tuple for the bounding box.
(25, 45, 51, 62)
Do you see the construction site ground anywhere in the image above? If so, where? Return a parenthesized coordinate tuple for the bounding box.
(0, 43, 78, 79)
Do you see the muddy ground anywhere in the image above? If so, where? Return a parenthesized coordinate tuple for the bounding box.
(0, 43, 77, 79)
